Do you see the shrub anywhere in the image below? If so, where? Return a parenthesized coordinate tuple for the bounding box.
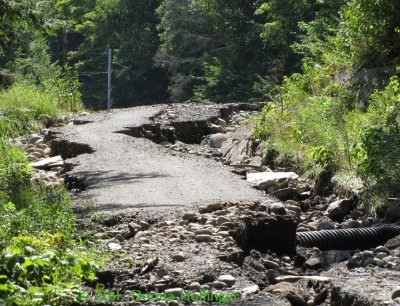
(0, 140, 32, 208)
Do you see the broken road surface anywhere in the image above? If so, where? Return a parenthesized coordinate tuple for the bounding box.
(48, 104, 266, 213)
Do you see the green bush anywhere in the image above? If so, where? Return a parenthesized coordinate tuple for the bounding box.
(0, 243, 98, 305)
(0, 75, 96, 304)
(252, 0, 400, 218)
(0, 187, 75, 242)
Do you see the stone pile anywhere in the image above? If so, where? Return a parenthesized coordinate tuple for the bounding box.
(347, 241, 400, 270)
(13, 131, 65, 188)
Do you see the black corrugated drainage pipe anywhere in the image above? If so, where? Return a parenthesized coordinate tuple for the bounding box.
(297, 225, 400, 250)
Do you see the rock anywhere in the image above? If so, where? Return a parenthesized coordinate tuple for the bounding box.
(34, 139, 44, 147)
(220, 222, 235, 229)
(363, 258, 377, 267)
(179, 231, 193, 240)
(248, 156, 263, 167)
(128, 223, 142, 233)
(296, 184, 307, 195)
(314, 289, 328, 305)
(360, 250, 374, 258)
(247, 172, 298, 190)
(264, 282, 307, 306)
(270, 188, 295, 200)
(168, 301, 180, 306)
(300, 191, 311, 198)
(361, 218, 373, 227)
(209, 133, 227, 148)
(305, 257, 322, 270)
(374, 246, 390, 255)
(267, 203, 287, 216)
(27, 154, 38, 162)
(188, 282, 201, 291)
(214, 209, 228, 216)
(134, 231, 148, 239)
(199, 203, 224, 213)
(31, 151, 44, 158)
(327, 199, 353, 221)
(156, 268, 169, 278)
(164, 288, 184, 297)
(374, 258, 385, 267)
(285, 204, 302, 217)
(107, 242, 122, 250)
(266, 270, 279, 283)
(171, 253, 186, 262)
(182, 213, 198, 222)
(350, 211, 362, 220)
(194, 229, 212, 236)
(264, 260, 280, 269)
(375, 252, 388, 260)
(114, 234, 124, 242)
(286, 200, 301, 206)
(28, 136, 42, 145)
(385, 239, 400, 250)
(318, 219, 336, 230)
(392, 288, 400, 300)
(160, 220, 176, 227)
(29, 155, 63, 170)
(195, 235, 212, 242)
(209, 124, 226, 134)
(346, 220, 361, 228)
(275, 275, 332, 283)
(241, 284, 259, 295)
(248, 258, 266, 272)
(138, 221, 150, 229)
(217, 275, 236, 287)
(217, 118, 227, 127)
(266, 186, 276, 193)
(210, 281, 226, 289)
(216, 216, 231, 226)
(179, 220, 189, 226)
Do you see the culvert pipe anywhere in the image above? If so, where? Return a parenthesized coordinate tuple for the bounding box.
(297, 225, 400, 250)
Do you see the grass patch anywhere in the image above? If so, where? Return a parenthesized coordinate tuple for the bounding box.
(0, 82, 59, 119)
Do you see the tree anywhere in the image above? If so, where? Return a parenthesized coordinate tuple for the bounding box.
(74, 0, 168, 109)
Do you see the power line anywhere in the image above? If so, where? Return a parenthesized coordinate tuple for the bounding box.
(79, 72, 107, 74)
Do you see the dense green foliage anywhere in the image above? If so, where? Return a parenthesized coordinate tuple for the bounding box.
(0, 80, 101, 304)
(0, 25, 99, 302)
(254, 0, 400, 217)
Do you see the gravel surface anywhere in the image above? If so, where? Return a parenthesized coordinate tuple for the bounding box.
(49, 104, 266, 214)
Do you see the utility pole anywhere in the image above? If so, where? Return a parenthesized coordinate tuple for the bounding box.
(107, 45, 112, 111)
(62, 25, 68, 68)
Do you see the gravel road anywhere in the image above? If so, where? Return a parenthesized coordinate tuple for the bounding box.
(50, 104, 266, 213)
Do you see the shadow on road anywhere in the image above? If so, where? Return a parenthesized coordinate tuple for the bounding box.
(91, 203, 183, 211)
(67, 170, 170, 190)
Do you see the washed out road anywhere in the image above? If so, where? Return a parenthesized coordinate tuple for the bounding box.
(50, 104, 266, 213)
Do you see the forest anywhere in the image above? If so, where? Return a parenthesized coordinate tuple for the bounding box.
(1, 0, 400, 304)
